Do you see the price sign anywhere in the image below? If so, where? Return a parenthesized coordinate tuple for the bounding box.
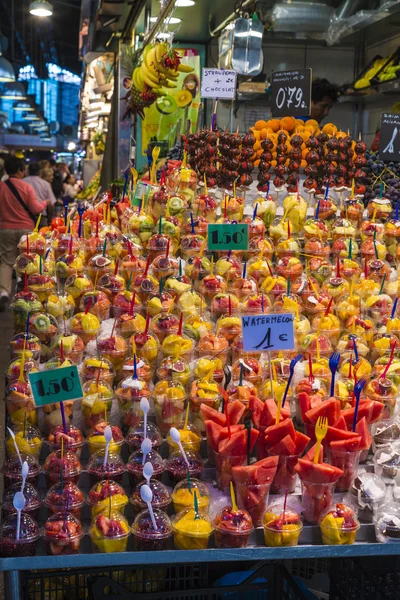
(201, 68, 237, 99)
(29, 366, 83, 407)
(271, 68, 312, 118)
(379, 112, 400, 162)
(207, 223, 248, 251)
(241, 313, 295, 352)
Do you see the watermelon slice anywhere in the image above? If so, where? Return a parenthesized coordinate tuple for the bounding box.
(330, 436, 361, 453)
(305, 443, 324, 463)
(205, 420, 222, 452)
(294, 459, 343, 484)
(369, 401, 384, 423)
(260, 398, 290, 428)
(298, 392, 311, 423)
(227, 400, 246, 425)
(333, 415, 347, 430)
(305, 398, 341, 426)
(293, 431, 311, 455)
(232, 456, 278, 485)
(264, 418, 296, 447)
(268, 434, 297, 456)
(355, 417, 372, 451)
(218, 428, 258, 456)
(341, 403, 372, 428)
(249, 396, 264, 428)
(200, 404, 226, 426)
(323, 426, 361, 446)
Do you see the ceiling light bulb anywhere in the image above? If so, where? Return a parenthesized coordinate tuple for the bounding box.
(175, 0, 194, 6)
(29, 1, 53, 16)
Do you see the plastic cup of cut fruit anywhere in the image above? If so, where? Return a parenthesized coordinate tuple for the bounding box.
(319, 503, 360, 545)
(269, 454, 300, 494)
(2, 482, 41, 521)
(44, 482, 85, 519)
(43, 513, 84, 555)
(263, 507, 303, 547)
(130, 479, 171, 514)
(235, 480, 272, 527)
(214, 505, 254, 549)
(329, 449, 361, 493)
(166, 449, 204, 483)
(301, 480, 336, 525)
(132, 509, 173, 551)
(90, 512, 130, 553)
(214, 450, 246, 492)
(0, 513, 39, 557)
(172, 507, 213, 550)
(2, 453, 40, 488)
(87, 479, 128, 519)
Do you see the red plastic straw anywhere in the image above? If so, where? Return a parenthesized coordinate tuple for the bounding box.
(178, 313, 183, 336)
(325, 297, 333, 316)
(129, 292, 136, 316)
(127, 240, 133, 258)
(267, 261, 273, 277)
(114, 260, 119, 276)
(336, 256, 340, 277)
(68, 236, 73, 256)
(60, 340, 64, 361)
(26, 234, 29, 255)
(228, 296, 232, 316)
(85, 297, 93, 314)
(144, 255, 151, 277)
(287, 221, 290, 239)
(110, 317, 117, 339)
(364, 257, 368, 278)
(382, 341, 396, 379)
(166, 239, 170, 258)
(308, 353, 313, 382)
(144, 312, 150, 335)
(224, 396, 231, 438)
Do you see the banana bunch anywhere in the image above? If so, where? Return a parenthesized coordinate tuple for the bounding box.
(132, 42, 194, 94)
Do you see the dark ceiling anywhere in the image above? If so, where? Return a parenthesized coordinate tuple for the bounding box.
(0, 0, 82, 77)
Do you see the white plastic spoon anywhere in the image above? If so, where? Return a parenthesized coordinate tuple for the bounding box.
(7, 427, 22, 466)
(140, 397, 150, 439)
(169, 427, 190, 468)
(13, 491, 25, 541)
(143, 461, 154, 487)
(103, 425, 113, 468)
(140, 484, 158, 531)
(21, 461, 29, 493)
(141, 438, 152, 466)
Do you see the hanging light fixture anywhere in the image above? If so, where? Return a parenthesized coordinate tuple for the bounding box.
(29, 1, 53, 17)
(0, 82, 27, 100)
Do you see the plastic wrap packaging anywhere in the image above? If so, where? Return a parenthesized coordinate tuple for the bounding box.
(271, 2, 333, 33)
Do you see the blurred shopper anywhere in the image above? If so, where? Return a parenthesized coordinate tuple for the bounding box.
(25, 162, 56, 227)
(63, 173, 78, 200)
(49, 158, 64, 199)
(0, 156, 48, 309)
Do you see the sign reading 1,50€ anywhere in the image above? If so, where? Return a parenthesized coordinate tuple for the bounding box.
(29, 366, 83, 407)
(207, 223, 249, 251)
(241, 313, 295, 352)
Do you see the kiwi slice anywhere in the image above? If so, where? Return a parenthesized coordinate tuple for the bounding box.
(33, 314, 50, 332)
(156, 95, 177, 115)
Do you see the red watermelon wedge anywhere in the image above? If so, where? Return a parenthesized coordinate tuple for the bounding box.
(330, 436, 361, 453)
(294, 431, 311, 455)
(249, 396, 264, 428)
(355, 416, 372, 451)
(201, 404, 226, 426)
(305, 443, 324, 463)
(264, 418, 296, 447)
(205, 420, 222, 451)
(298, 392, 311, 423)
(218, 428, 258, 456)
(232, 456, 278, 485)
(333, 415, 347, 430)
(268, 434, 297, 456)
(341, 403, 372, 428)
(305, 398, 341, 426)
(227, 400, 246, 425)
(260, 398, 290, 427)
(294, 459, 343, 484)
(323, 426, 361, 446)
(369, 401, 384, 423)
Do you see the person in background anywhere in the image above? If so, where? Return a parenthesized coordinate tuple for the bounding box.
(49, 158, 64, 199)
(298, 78, 339, 124)
(0, 156, 49, 309)
(41, 167, 54, 185)
(24, 162, 56, 227)
(63, 173, 78, 200)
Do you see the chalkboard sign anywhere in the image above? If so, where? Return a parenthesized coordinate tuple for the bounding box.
(271, 68, 312, 118)
(380, 112, 400, 162)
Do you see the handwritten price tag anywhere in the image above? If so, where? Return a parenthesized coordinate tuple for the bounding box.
(207, 223, 248, 251)
(271, 68, 311, 118)
(241, 313, 295, 352)
(201, 68, 237, 99)
(29, 366, 83, 407)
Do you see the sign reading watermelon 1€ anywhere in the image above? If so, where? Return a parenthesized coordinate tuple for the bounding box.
(241, 313, 295, 352)
(207, 223, 248, 251)
(29, 366, 83, 407)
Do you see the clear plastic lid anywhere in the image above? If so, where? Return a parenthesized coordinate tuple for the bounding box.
(132, 508, 173, 539)
(8, 332, 41, 356)
(171, 478, 210, 508)
(70, 312, 100, 335)
(43, 450, 82, 479)
(5, 357, 39, 382)
(166, 423, 201, 451)
(87, 450, 125, 479)
(28, 312, 58, 336)
(264, 502, 302, 530)
(44, 481, 85, 512)
(3, 482, 41, 513)
(127, 448, 165, 478)
(88, 479, 127, 508)
(2, 453, 40, 480)
(350, 472, 386, 503)
(372, 420, 400, 445)
(96, 333, 127, 355)
(0, 513, 39, 543)
(47, 425, 85, 451)
(375, 501, 400, 542)
(172, 507, 213, 537)
(166, 450, 204, 478)
(318, 502, 360, 530)
(43, 512, 84, 543)
(82, 379, 113, 400)
(87, 422, 124, 446)
(373, 441, 400, 476)
(115, 376, 150, 402)
(214, 505, 254, 534)
(152, 379, 187, 399)
(126, 422, 163, 451)
(89, 511, 130, 540)
(6, 424, 42, 454)
(130, 479, 171, 511)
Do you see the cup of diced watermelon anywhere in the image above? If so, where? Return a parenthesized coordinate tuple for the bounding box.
(235, 480, 272, 526)
(214, 451, 247, 491)
(301, 480, 336, 525)
(329, 449, 361, 493)
(269, 454, 300, 494)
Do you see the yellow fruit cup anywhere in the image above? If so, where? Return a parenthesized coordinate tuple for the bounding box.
(89, 512, 130, 553)
(172, 508, 213, 550)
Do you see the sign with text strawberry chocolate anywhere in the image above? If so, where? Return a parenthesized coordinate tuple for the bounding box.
(241, 313, 295, 352)
(201, 69, 237, 99)
(271, 68, 312, 118)
(379, 112, 400, 162)
(207, 223, 248, 251)
(29, 366, 83, 407)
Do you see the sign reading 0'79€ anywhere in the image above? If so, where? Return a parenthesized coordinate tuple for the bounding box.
(271, 68, 312, 118)
(207, 223, 249, 251)
(29, 366, 83, 407)
(241, 313, 295, 352)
